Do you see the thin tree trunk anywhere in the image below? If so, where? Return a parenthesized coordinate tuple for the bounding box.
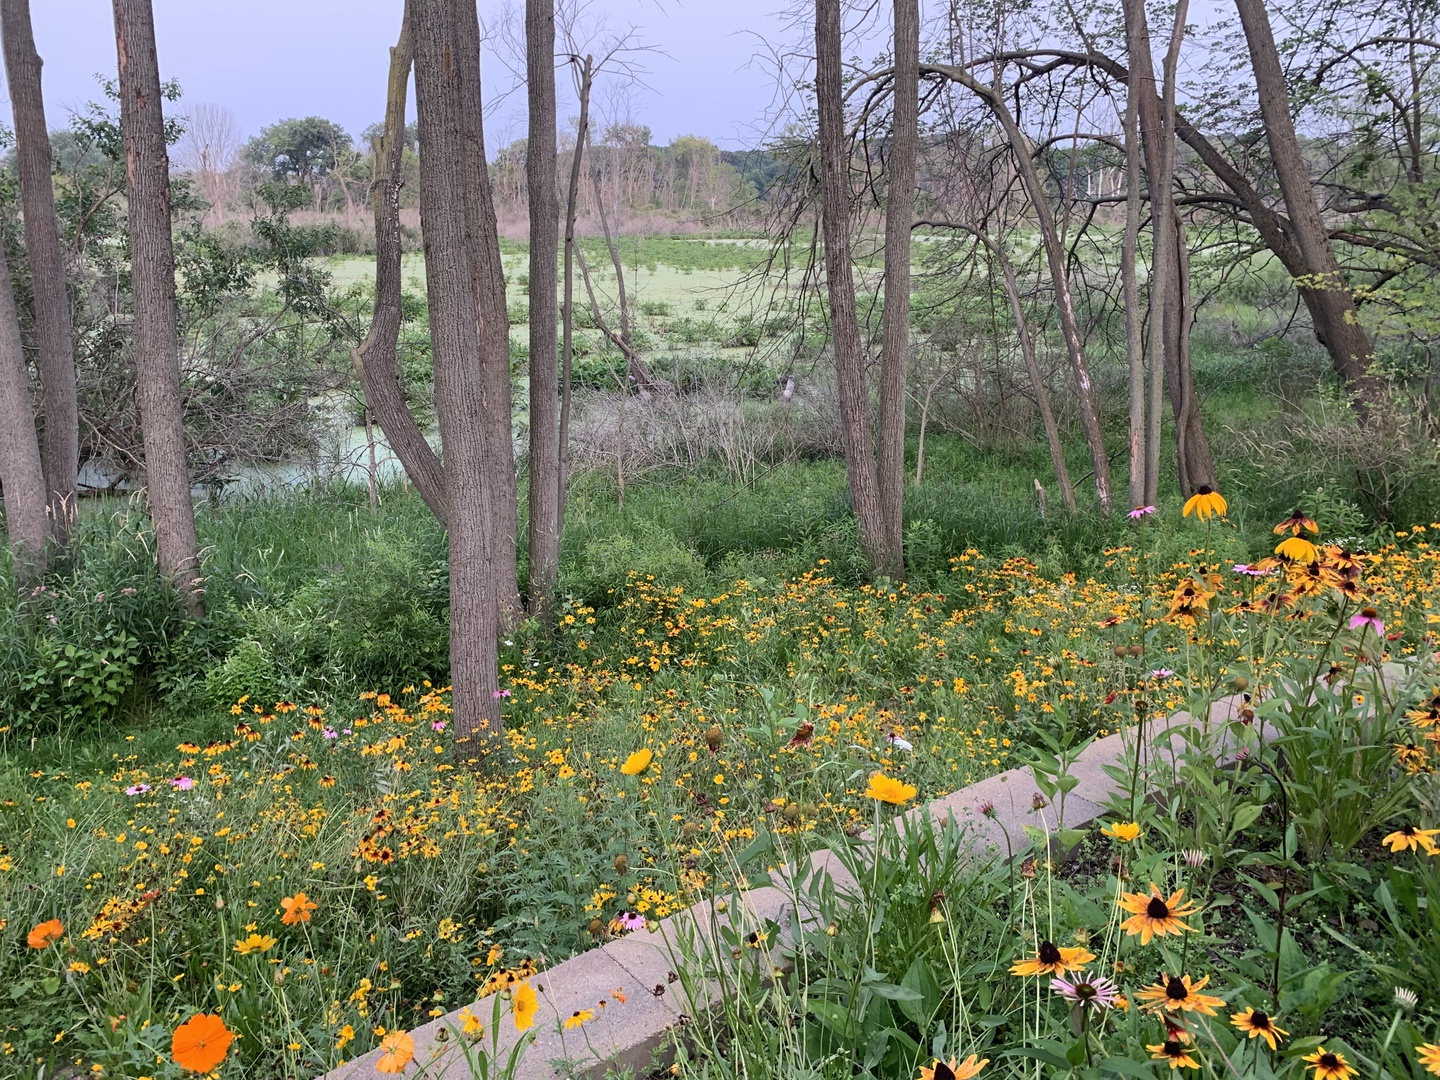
(816, 0, 889, 566)
(364, 408, 380, 515)
(525, 0, 561, 617)
(352, 12, 449, 526)
(454, 0, 521, 630)
(928, 62, 1111, 510)
(3, 0, 78, 540)
(0, 240, 48, 579)
(876, 0, 917, 580)
(113, 0, 202, 616)
(1121, 81, 1146, 509)
(1232, 0, 1381, 412)
(413, 0, 501, 747)
(558, 56, 592, 521)
(590, 167, 660, 392)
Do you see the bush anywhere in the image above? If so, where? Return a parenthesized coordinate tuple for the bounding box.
(561, 523, 708, 607)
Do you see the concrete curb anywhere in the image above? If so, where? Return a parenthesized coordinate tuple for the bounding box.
(321, 692, 1272, 1079)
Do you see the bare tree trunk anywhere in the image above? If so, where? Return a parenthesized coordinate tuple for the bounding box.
(589, 168, 660, 392)
(816, 0, 889, 567)
(926, 61, 1111, 510)
(454, 0, 521, 631)
(414, 0, 501, 747)
(1233, 0, 1381, 412)
(0, 241, 48, 579)
(558, 56, 593, 521)
(876, 0, 917, 580)
(113, 0, 202, 616)
(364, 408, 380, 515)
(1121, 82, 1146, 509)
(3, 0, 78, 540)
(525, 0, 561, 617)
(352, 12, 449, 526)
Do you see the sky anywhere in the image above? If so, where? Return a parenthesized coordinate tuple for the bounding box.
(8, 1, 808, 153)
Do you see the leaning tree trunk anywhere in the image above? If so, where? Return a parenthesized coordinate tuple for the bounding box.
(413, 0, 501, 747)
(1120, 80, 1147, 509)
(816, 0, 890, 568)
(1233, 0, 1382, 413)
(453, 0, 521, 630)
(0, 240, 48, 580)
(875, 0, 917, 581)
(557, 54, 592, 517)
(2, 0, 78, 540)
(525, 0, 561, 617)
(113, 0, 202, 616)
(352, 10, 449, 527)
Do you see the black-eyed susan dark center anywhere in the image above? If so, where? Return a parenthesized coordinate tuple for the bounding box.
(1249, 1010, 1270, 1028)
(1038, 941, 1062, 965)
(1148, 895, 1171, 919)
(1320, 1054, 1340, 1068)
(1165, 977, 1189, 1001)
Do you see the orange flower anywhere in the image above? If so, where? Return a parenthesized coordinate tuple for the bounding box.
(27, 919, 63, 949)
(1117, 885, 1200, 944)
(171, 1013, 234, 1073)
(280, 891, 318, 926)
(375, 1030, 415, 1073)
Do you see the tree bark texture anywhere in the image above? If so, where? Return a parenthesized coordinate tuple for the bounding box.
(816, 0, 890, 567)
(2, 0, 78, 538)
(875, 0, 917, 580)
(1232, 0, 1381, 410)
(1120, 82, 1147, 509)
(352, 11, 450, 527)
(113, 0, 202, 615)
(525, 0, 561, 615)
(413, 0, 501, 745)
(0, 240, 48, 578)
(453, 0, 521, 628)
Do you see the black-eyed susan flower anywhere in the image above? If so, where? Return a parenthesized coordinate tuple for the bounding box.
(1136, 974, 1225, 1015)
(1230, 1008, 1288, 1050)
(1182, 486, 1226, 520)
(1147, 1038, 1200, 1070)
(1274, 510, 1319, 536)
(1416, 1042, 1440, 1076)
(864, 772, 917, 804)
(1383, 825, 1440, 854)
(564, 1008, 595, 1030)
(1302, 1048, 1358, 1079)
(918, 1055, 988, 1080)
(1117, 885, 1199, 943)
(1008, 940, 1095, 976)
(1275, 536, 1320, 564)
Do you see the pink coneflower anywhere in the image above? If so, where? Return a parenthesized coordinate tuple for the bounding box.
(431, 720, 446, 732)
(1349, 607, 1384, 637)
(1233, 564, 1270, 577)
(887, 732, 913, 752)
(1183, 849, 1208, 868)
(1051, 972, 1121, 1010)
(1129, 506, 1157, 520)
(170, 776, 194, 791)
(1149, 668, 1175, 680)
(321, 727, 338, 740)
(492, 689, 512, 699)
(611, 911, 646, 933)
(124, 783, 151, 796)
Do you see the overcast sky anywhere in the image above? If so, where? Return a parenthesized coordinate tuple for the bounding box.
(8, 1, 809, 152)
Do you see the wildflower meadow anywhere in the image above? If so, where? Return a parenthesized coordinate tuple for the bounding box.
(6, 497, 1440, 1079)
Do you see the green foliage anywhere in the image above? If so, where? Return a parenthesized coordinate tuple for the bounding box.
(242, 116, 353, 184)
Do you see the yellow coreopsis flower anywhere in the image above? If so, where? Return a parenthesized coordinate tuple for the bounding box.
(512, 981, 539, 1032)
(1101, 821, 1142, 842)
(232, 933, 277, 956)
(864, 772, 918, 805)
(620, 749, 653, 776)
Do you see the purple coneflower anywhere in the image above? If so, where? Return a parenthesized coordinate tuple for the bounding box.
(124, 783, 151, 796)
(1232, 564, 1270, 577)
(1149, 668, 1175, 680)
(887, 732, 914, 752)
(322, 727, 338, 740)
(1349, 607, 1384, 637)
(170, 776, 194, 791)
(431, 720, 447, 732)
(1128, 506, 1157, 520)
(492, 688, 512, 699)
(1051, 972, 1120, 1010)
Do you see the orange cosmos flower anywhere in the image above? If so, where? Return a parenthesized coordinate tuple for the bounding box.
(863, 772, 918, 804)
(375, 1030, 415, 1073)
(27, 919, 63, 949)
(280, 891, 318, 925)
(172, 1013, 234, 1073)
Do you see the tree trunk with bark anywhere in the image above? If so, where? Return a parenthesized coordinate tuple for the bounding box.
(525, 0, 561, 617)
(558, 55, 592, 517)
(0, 240, 48, 579)
(816, 0, 890, 568)
(1121, 82, 1147, 509)
(352, 12, 449, 527)
(2, 0, 78, 539)
(453, 0, 521, 629)
(1232, 0, 1381, 411)
(113, 0, 202, 616)
(413, 0, 502, 747)
(875, 0, 917, 580)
